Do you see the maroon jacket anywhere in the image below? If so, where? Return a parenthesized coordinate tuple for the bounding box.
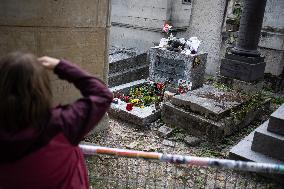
(0, 60, 113, 189)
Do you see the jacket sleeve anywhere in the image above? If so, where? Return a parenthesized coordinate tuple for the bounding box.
(53, 60, 113, 145)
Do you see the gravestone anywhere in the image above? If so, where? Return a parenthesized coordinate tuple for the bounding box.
(149, 48, 207, 89)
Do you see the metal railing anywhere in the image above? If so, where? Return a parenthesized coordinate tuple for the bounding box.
(80, 145, 284, 189)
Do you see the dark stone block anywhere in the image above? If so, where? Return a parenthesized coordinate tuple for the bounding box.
(268, 104, 284, 136)
(225, 53, 265, 64)
(251, 121, 284, 161)
(220, 58, 266, 81)
(108, 65, 149, 87)
(109, 53, 148, 74)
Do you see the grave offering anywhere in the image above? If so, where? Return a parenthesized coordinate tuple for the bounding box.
(149, 28, 207, 90)
(109, 80, 162, 126)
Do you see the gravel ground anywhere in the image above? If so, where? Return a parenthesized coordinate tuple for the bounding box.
(84, 102, 283, 188)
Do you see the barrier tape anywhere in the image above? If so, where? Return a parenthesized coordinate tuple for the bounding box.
(79, 144, 284, 174)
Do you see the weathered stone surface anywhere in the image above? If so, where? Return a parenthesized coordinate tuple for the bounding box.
(149, 48, 207, 89)
(229, 124, 284, 184)
(158, 126, 174, 137)
(171, 85, 249, 120)
(162, 139, 175, 147)
(162, 97, 269, 141)
(251, 121, 284, 161)
(108, 48, 148, 87)
(184, 136, 201, 147)
(220, 57, 266, 82)
(108, 65, 149, 87)
(268, 104, 284, 135)
(109, 50, 147, 74)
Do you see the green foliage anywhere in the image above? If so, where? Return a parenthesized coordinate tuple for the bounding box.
(213, 82, 232, 92)
(270, 96, 284, 105)
(230, 93, 267, 121)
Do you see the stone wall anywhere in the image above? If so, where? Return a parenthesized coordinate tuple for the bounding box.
(110, 0, 192, 50)
(259, 0, 284, 76)
(0, 0, 111, 130)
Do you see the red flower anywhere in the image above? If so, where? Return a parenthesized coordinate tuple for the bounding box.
(124, 96, 130, 102)
(177, 87, 185, 94)
(126, 103, 133, 111)
(156, 83, 164, 90)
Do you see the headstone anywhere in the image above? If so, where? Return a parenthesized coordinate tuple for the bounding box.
(149, 48, 207, 89)
(267, 104, 284, 135)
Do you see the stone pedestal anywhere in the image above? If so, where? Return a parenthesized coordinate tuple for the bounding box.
(230, 104, 284, 183)
(220, 52, 266, 82)
(220, 0, 268, 83)
(149, 48, 207, 89)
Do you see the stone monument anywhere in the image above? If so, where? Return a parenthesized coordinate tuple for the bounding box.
(220, 0, 267, 83)
(149, 48, 207, 89)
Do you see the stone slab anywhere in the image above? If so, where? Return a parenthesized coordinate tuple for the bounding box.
(220, 58, 266, 82)
(149, 48, 207, 89)
(109, 80, 160, 126)
(109, 51, 147, 74)
(109, 102, 161, 126)
(268, 104, 284, 136)
(251, 121, 284, 161)
(171, 85, 249, 120)
(229, 128, 284, 184)
(162, 98, 268, 141)
(108, 65, 149, 87)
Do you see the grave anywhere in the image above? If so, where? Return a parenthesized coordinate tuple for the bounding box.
(162, 85, 269, 141)
(230, 104, 284, 183)
(108, 47, 208, 126)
